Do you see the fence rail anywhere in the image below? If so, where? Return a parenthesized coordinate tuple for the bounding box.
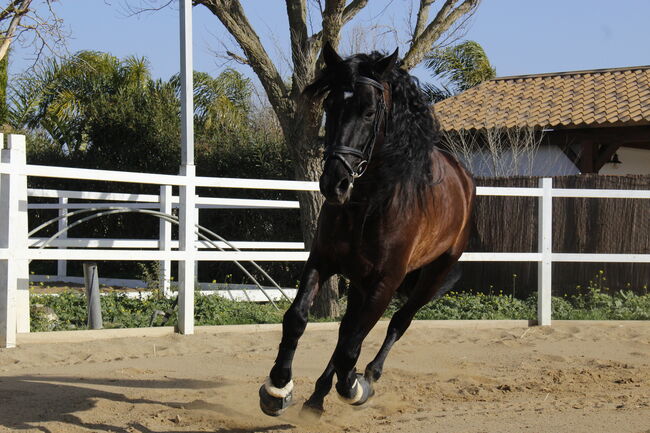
(2, 133, 649, 348)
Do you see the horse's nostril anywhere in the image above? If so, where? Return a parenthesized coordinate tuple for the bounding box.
(336, 178, 350, 194)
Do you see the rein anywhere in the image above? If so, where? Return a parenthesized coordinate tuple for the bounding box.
(324, 76, 389, 180)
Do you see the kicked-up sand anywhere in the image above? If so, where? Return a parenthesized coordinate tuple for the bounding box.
(0, 320, 649, 433)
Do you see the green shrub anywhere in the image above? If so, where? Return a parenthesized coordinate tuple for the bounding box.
(30, 285, 650, 332)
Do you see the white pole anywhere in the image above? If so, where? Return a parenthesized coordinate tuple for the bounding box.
(11, 135, 29, 334)
(180, 0, 194, 167)
(0, 134, 30, 347)
(537, 178, 553, 326)
(56, 196, 68, 279)
(159, 185, 172, 297)
(178, 0, 195, 334)
(0, 133, 14, 348)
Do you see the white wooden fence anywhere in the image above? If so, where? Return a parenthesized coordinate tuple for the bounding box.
(1, 133, 649, 348)
(27, 185, 305, 297)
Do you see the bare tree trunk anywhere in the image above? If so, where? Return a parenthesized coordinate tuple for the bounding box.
(285, 110, 340, 319)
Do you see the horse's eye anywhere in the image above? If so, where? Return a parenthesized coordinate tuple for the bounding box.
(364, 110, 376, 119)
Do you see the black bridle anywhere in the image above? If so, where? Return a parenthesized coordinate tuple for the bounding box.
(324, 76, 388, 180)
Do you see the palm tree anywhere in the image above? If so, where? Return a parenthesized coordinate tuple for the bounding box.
(423, 40, 495, 103)
(9, 51, 254, 160)
(9, 51, 152, 156)
(169, 68, 252, 138)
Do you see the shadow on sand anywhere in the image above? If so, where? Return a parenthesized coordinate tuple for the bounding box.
(0, 375, 294, 433)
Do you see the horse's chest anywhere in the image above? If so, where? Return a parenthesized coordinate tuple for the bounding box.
(317, 208, 395, 278)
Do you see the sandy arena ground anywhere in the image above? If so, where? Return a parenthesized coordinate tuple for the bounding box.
(0, 321, 649, 433)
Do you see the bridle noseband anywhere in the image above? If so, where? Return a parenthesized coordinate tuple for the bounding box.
(324, 76, 388, 180)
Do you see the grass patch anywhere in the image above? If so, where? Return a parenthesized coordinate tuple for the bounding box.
(30, 285, 650, 332)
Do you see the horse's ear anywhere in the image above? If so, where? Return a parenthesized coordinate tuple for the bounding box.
(323, 41, 343, 68)
(374, 48, 399, 79)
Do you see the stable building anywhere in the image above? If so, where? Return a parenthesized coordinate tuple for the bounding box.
(434, 65, 650, 176)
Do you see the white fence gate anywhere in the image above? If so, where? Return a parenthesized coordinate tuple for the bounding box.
(2, 133, 650, 348)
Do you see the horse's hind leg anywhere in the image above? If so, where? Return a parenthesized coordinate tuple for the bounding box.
(301, 358, 335, 416)
(364, 255, 460, 384)
(259, 261, 330, 416)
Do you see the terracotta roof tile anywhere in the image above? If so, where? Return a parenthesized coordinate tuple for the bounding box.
(435, 65, 650, 130)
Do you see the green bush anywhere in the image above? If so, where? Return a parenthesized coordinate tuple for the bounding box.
(195, 295, 288, 325)
(30, 285, 650, 332)
(30, 290, 291, 332)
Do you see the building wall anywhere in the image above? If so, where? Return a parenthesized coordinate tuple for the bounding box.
(463, 144, 579, 177)
(599, 146, 650, 175)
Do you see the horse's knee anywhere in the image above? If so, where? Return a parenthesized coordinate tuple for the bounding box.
(283, 305, 308, 333)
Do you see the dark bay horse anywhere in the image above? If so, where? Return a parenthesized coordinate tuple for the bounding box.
(259, 43, 475, 416)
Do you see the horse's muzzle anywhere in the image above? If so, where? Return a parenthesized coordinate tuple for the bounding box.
(319, 170, 353, 205)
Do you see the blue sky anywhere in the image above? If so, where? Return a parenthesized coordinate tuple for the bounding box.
(9, 0, 650, 87)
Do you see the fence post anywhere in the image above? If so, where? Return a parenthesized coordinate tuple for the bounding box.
(178, 0, 195, 335)
(537, 177, 553, 326)
(1, 134, 29, 347)
(56, 196, 68, 280)
(159, 185, 172, 297)
(83, 262, 103, 329)
(178, 166, 196, 335)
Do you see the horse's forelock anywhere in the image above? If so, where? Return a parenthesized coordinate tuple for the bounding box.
(304, 53, 388, 100)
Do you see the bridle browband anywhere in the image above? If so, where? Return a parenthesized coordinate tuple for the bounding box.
(324, 75, 388, 180)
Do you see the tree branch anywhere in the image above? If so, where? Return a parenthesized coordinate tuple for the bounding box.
(321, 0, 350, 47)
(285, 0, 310, 97)
(286, 0, 308, 57)
(225, 50, 249, 65)
(302, 0, 368, 70)
(0, 0, 32, 61)
(342, 0, 368, 24)
(0, 0, 25, 21)
(196, 0, 293, 125)
(402, 0, 479, 71)
(413, 0, 434, 41)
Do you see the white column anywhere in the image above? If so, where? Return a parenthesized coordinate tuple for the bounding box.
(178, 166, 196, 335)
(180, 0, 194, 168)
(159, 185, 172, 297)
(56, 196, 68, 279)
(178, 0, 195, 335)
(0, 133, 14, 347)
(1, 134, 29, 347)
(537, 177, 553, 326)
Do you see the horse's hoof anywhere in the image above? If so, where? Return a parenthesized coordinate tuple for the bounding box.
(259, 378, 293, 416)
(300, 400, 324, 420)
(338, 373, 375, 406)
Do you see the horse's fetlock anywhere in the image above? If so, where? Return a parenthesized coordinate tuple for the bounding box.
(337, 374, 374, 405)
(269, 366, 291, 387)
(365, 365, 382, 382)
(335, 379, 357, 400)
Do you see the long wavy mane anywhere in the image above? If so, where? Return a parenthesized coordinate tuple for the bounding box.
(305, 51, 441, 210)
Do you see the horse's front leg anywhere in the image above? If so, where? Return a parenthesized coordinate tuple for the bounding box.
(259, 260, 329, 416)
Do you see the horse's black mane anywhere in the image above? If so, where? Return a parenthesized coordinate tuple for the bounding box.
(305, 51, 441, 210)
